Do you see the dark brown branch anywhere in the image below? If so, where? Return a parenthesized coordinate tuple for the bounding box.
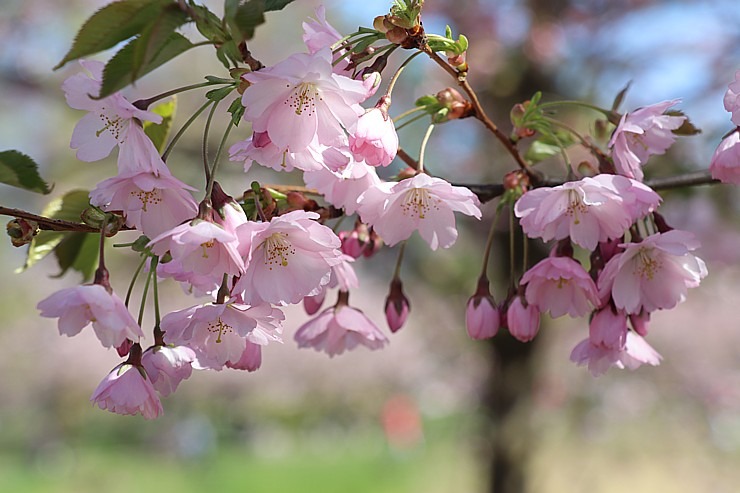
(0, 206, 131, 233)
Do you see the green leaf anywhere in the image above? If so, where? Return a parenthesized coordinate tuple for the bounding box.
(667, 110, 702, 136)
(131, 4, 189, 81)
(55, 0, 174, 69)
(99, 32, 194, 98)
(190, 3, 228, 43)
(264, 0, 296, 11)
(227, 97, 245, 126)
(143, 98, 177, 152)
(53, 232, 100, 281)
(205, 85, 235, 102)
(0, 150, 51, 194)
(611, 81, 632, 111)
(16, 190, 90, 273)
(525, 140, 562, 163)
(233, 0, 265, 42)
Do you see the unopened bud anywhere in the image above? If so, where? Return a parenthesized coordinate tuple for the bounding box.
(465, 277, 499, 340)
(505, 296, 540, 342)
(286, 191, 310, 210)
(384, 278, 410, 333)
(386, 27, 408, 45)
(81, 206, 108, 228)
(629, 312, 650, 337)
(6, 218, 38, 247)
(447, 52, 467, 72)
(116, 339, 133, 357)
(373, 16, 389, 33)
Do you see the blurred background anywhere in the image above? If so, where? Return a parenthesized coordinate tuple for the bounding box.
(1, 0, 740, 492)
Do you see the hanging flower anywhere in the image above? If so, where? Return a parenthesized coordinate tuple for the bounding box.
(90, 364, 163, 419)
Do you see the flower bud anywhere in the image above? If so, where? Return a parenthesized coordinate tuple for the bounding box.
(506, 296, 540, 342)
(6, 218, 38, 247)
(373, 15, 390, 33)
(116, 338, 133, 357)
(303, 290, 326, 316)
(465, 278, 499, 340)
(384, 278, 410, 333)
(629, 312, 650, 337)
(386, 27, 409, 45)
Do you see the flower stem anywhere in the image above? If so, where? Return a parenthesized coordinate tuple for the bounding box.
(137, 257, 154, 327)
(206, 120, 235, 199)
(162, 99, 212, 162)
(93, 216, 109, 288)
(418, 124, 435, 173)
(509, 205, 516, 290)
(393, 105, 426, 123)
(480, 205, 503, 278)
(394, 112, 427, 132)
(150, 256, 160, 328)
(202, 99, 221, 190)
(384, 51, 423, 98)
(133, 80, 231, 110)
(392, 241, 407, 280)
(538, 100, 612, 116)
(125, 255, 148, 308)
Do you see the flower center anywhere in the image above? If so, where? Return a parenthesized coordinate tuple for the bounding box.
(95, 108, 126, 144)
(131, 189, 162, 212)
(566, 190, 588, 225)
(401, 188, 439, 219)
(206, 316, 233, 344)
(262, 232, 295, 270)
(200, 240, 215, 258)
(556, 278, 571, 289)
(285, 83, 321, 117)
(635, 248, 662, 280)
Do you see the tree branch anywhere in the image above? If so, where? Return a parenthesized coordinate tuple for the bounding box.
(0, 206, 130, 233)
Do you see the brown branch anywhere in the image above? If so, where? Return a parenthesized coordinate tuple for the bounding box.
(396, 147, 420, 170)
(0, 206, 133, 234)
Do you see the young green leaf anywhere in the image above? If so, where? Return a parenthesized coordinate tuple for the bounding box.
(54, 0, 174, 69)
(0, 150, 51, 194)
(143, 98, 177, 152)
(264, 0, 296, 11)
(232, 0, 266, 42)
(189, 3, 228, 43)
(131, 4, 190, 81)
(227, 97, 245, 126)
(53, 232, 100, 281)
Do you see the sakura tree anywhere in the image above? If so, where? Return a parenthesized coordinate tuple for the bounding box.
(0, 0, 737, 489)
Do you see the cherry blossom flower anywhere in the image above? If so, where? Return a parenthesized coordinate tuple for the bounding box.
(570, 332, 662, 377)
(234, 210, 343, 305)
(506, 295, 540, 342)
(90, 364, 163, 419)
(141, 345, 196, 397)
(241, 48, 370, 152)
(349, 103, 398, 167)
(229, 131, 326, 173)
(358, 174, 481, 250)
(608, 100, 686, 181)
(520, 257, 599, 318)
(589, 306, 628, 350)
(597, 230, 707, 314)
(295, 291, 388, 357)
(161, 300, 283, 370)
(63, 60, 162, 162)
(710, 131, 740, 184)
(37, 284, 143, 348)
(303, 156, 381, 215)
(115, 123, 169, 175)
(466, 287, 500, 340)
(302, 5, 343, 54)
(515, 174, 660, 251)
(724, 70, 740, 126)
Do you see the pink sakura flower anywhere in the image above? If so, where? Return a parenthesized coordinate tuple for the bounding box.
(161, 300, 283, 371)
(302, 5, 343, 54)
(465, 288, 500, 340)
(724, 70, 740, 125)
(303, 253, 360, 315)
(115, 123, 168, 175)
(62, 60, 162, 162)
(90, 169, 197, 239)
(234, 210, 343, 305)
(349, 103, 399, 167)
(515, 174, 660, 251)
(90, 364, 163, 419)
(597, 230, 708, 314)
(37, 284, 143, 348)
(295, 291, 389, 357)
(226, 341, 263, 371)
(358, 174, 481, 250)
(506, 295, 540, 342)
(608, 100, 686, 181)
(710, 131, 740, 184)
(229, 131, 326, 173)
(570, 331, 662, 377)
(157, 258, 220, 297)
(303, 155, 381, 215)
(141, 345, 196, 397)
(148, 219, 244, 285)
(589, 306, 628, 350)
(520, 257, 599, 318)
(241, 48, 370, 152)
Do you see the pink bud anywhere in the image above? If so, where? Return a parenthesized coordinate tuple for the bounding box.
(629, 312, 650, 337)
(506, 296, 540, 342)
(385, 279, 410, 333)
(303, 289, 326, 315)
(465, 278, 499, 340)
(116, 339, 133, 357)
(339, 230, 365, 258)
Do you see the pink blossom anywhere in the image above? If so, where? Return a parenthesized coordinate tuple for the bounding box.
(724, 70, 740, 126)
(90, 364, 163, 419)
(466, 292, 500, 340)
(303, 291, 326, 315)
(234, 210, 343, 305)
(63, 60, 162, 162)
(141, 345, 196, 397)
(37, 284, 143, 348)
(506, 296, 540, 342)
(589, 307, 628, 350)
(241, 49, 370, 152)
(161, 300, 283, 370)
(358, 174, 481, 250)
(115, 123, 169, 175)
(229, 131, 326, 173)
(148, 219, 244, 285)
(303, 156, 381, 215)
(302, 6, 343, 54)
(597, 230, 708, 314)
(515, 174, 660, 251)
(520, 257, 599, 318)
(349, 105, 398, 167)
(90, 169, 197, 238)
(226, 341, 263, 371)
(295, 293, 388, 357)
(608, 100, 686, 181)
(710, 131, 740, 184)
(570, 332, 662, 377)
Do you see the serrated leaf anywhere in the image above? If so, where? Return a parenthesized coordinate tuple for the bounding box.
(216, 40, 242, 69)
(100, 32, 194, 97)
(143, 98, 177, 152)
(206, 85, 235, 102)
(228, 97, 245, 126)
(264, 0, 296, 11)
(53, 232, 100, 281)
(132, 4, 189, 81)
(190, 3, 228, 43)
(16, 190, 90, 273)
(232, 0, 265, 42)
(0, 150, 51, 194)
(55, 0, 173, 69)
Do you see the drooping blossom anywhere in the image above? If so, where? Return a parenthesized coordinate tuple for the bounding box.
(295, 291, 388, 357)
(141, 345, 196, 397)
(90, 364, 163, 419)
(349, 102, 398, 167)
(302, 6, 344, 58)
(570, 331, 662, 377)
(506, 295, 540, 342)
(338, 222, 382, 259)
(62, 60, 162, 162)
(303, 156, 381, 215)
(520, 257, 600, 318)
(608, 100, 686, 181)
(37, 284, 143, 348)
(229, 131, 326, 173)
(241, 48, 371, 153)
(161, 300, 283, 370)
(588, 306, 628, 350)
(465, 280, 500, 340)
(515, 174, 660, 251)
(234, 210, 343, 305)
(597, 230, 708, 314)
(115, 123, 169, 175)
(226, 341, 263, 372)
(709, 131, 740, 185)
(724, 70, 740, 126)
(358, 174, 481, 250)
(302, 254, 359, 315)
